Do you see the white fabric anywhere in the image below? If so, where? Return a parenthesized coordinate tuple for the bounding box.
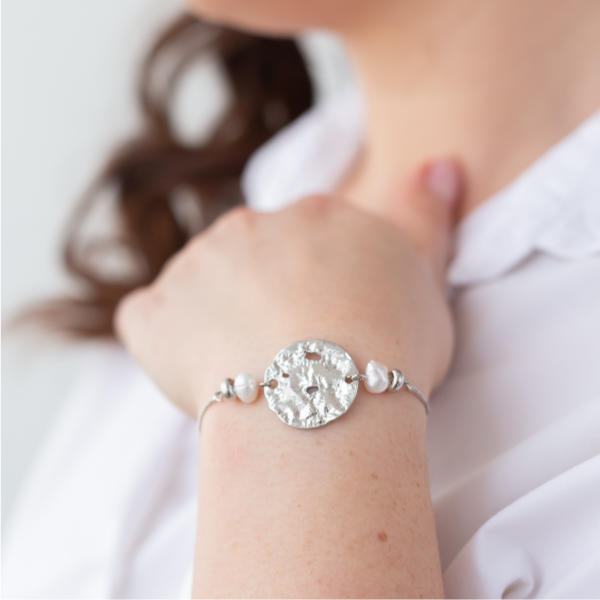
(4, 89, 600, 597)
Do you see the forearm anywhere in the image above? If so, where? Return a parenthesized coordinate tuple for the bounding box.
(192, 381, 444, 598)
(113, 183, 458, 598)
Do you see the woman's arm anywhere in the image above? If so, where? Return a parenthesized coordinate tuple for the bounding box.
(195, 382, 442, 598)
(116, 160, 461, 597)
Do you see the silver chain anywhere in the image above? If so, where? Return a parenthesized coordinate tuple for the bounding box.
(198, 369, 429, 432)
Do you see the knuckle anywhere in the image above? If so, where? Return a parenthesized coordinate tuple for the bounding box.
(113, 285, 162, 342)
(183, 232, 209, 260)
(179, 233, 221, 274)
(114, 289, 140, 341)
(296, 194, 334, 215)
(212, 204, 255, 234)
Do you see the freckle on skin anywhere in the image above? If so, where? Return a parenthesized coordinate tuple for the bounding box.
(370, 472, 379, 480)
(348, 450, 354, 456)
(377, 531, 388, 542)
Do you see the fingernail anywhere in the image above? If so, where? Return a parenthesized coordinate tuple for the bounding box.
(425, 159, 461, 204)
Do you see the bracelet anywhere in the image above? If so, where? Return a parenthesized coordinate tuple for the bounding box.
(197, 339, 429, 432)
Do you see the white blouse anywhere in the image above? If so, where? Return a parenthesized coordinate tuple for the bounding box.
(4, 88, 600, 598)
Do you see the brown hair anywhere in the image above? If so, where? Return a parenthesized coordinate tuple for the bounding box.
(36, 14, 313, 337)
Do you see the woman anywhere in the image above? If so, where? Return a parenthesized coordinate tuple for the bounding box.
(4, 0, 600, 597)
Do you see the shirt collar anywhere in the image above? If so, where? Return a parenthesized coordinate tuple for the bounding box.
(448, 110, 600, 285)
(241, 87, 600, 287)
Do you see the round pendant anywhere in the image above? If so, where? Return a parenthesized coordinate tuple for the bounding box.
(263, 339, 359, 429)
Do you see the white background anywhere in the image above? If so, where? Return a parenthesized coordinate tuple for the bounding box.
(2, 0, 347, 536)
(2, 0, 185, 532)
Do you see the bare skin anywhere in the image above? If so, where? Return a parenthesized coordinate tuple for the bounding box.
(116, 0, 600, 597)
(117, 166, 460, 598)
(337, 0, 600, 221)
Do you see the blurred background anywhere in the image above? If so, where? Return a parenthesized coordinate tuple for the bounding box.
(2, 0, 349, 540)
(2, 0, 180, 536)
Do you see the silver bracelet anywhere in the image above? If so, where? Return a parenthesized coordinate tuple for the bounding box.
(197, 339, 429, 432)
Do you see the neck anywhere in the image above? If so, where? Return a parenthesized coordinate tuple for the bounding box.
(338, 0, 600, 219)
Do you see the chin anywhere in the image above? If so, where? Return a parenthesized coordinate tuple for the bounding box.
(186, 0, 350, 35)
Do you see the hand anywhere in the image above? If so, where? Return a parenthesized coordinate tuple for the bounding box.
(115, 159, 462, 419)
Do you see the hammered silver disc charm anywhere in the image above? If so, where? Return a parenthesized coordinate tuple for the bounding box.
(263, 339, 359, 429)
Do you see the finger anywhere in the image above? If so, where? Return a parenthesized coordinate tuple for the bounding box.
(383, 158, 464, 283)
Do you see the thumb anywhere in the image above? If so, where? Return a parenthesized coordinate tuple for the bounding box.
(383, 158, 464, 283)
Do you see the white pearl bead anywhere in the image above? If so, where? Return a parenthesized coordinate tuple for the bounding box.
(365, 360, 389, 393)
(233, 373, 259, 403)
